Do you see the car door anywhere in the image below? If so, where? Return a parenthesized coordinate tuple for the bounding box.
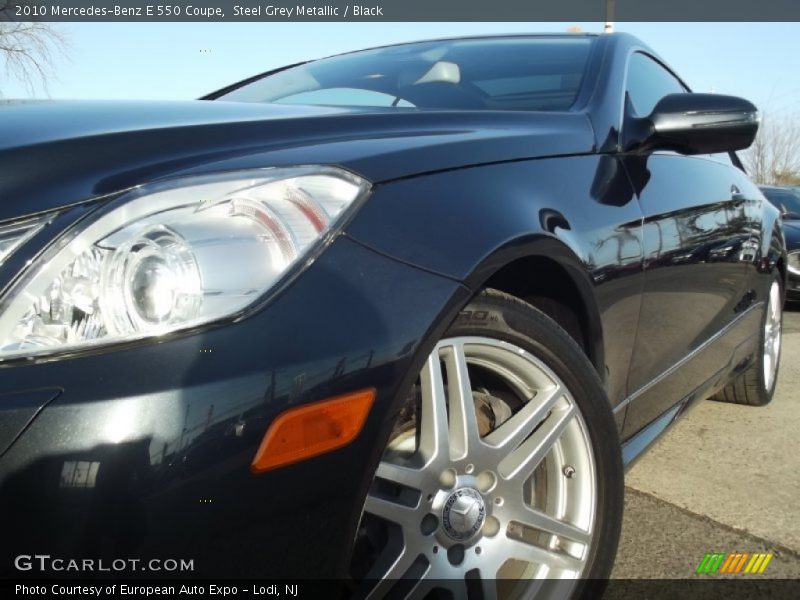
(620, 52, 757, 437)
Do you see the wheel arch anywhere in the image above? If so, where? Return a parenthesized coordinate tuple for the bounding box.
(464, 235, 606, 383)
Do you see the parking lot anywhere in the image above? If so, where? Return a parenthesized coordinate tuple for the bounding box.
(613, 305, 800, 578)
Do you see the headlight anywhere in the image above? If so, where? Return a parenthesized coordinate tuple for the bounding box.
(0, 214, 52, 266)
(789, 251, 800, 275)
(0, 166, 369, 360)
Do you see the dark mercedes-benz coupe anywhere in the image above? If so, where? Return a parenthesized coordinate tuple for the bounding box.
(760, 185, 800, 300)
(0, 33, 787, 597)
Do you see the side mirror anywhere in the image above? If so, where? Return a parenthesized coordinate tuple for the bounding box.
(624, 93, 759, 155)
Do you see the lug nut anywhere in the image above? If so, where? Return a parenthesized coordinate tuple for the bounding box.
(563, 465, 576, 478)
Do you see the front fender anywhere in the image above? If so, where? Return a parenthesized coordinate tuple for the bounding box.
(345, 154, 645, 408)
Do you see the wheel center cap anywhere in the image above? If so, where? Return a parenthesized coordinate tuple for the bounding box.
(442, 487, 486, 541)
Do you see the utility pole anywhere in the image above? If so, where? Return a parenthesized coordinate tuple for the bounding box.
(604, 0, 615, 32)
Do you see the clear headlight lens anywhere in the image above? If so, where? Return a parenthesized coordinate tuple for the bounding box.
(0, 214, 52, 266)
(789, 250, 800, 275)
(0, 167, 369, 360)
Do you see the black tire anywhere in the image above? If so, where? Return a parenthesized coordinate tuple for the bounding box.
(451, 289, 624, 593)
(712, 276, 783, 407)
(352, 288, 624, 598)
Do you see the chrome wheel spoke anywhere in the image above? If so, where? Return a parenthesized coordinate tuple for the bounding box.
(485, 383, 563, 452)
(381, 550, 422, 581)
(356, 336, 597, 594)
(404, 577, 436, 600)
(419, 350, 451, 465)
(376, 460, 426, 490)
(361, 549, 424, 600)
(364, 493, 418, 528)
(498, 404, 576, 481)
(519, 503, 591, 546)
(444, 342, 483, 460)
(498, 535, 584, 573)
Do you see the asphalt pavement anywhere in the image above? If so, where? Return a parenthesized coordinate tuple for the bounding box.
(612, 304, 800, 579)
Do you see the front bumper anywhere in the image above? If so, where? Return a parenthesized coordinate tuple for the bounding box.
(0, 236, 467, 578)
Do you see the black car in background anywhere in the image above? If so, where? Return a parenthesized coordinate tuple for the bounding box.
(760, 185, 800, 300)
(0, 33, 786, 597)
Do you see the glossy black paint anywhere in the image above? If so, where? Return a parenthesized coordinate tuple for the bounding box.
(345, 155, 644, 412)
(620, 154, 765, 434)
(0, 237, 470, 577)
(0, 389, 61, 457)
(781, 219, 800, 300)
(760, 185, 800, 300)
(0, 33, 786, 579)
(0, 101, 594, 223)
(623, 93, 759, 155)
(783, 220, 800, 251)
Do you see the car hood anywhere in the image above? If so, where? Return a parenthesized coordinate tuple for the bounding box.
(0, 99, 362, 150)
(0, 100, 595, 220)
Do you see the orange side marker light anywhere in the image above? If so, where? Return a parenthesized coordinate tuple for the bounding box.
(251, 388, 376, 474)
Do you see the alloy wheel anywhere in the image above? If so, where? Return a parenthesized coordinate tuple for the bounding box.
(355, 336, 598, 599)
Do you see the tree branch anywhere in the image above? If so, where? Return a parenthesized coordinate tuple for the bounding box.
(0, 22, 67, 96)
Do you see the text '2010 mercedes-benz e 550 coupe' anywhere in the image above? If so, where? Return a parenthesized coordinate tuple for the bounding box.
(0, 33, 786, 598)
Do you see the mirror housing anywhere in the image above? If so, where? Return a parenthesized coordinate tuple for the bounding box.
(624, 93, 759, 155)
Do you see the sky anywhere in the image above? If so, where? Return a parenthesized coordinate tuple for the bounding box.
(3, 22, 800, 119)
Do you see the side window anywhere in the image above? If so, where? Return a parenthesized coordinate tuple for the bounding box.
(625, 54, 742, 170)
(625, 52, 686, 117)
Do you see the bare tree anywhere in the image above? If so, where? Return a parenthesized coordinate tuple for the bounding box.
(0, 22, 67, 95)
(741, 112, 800, 185)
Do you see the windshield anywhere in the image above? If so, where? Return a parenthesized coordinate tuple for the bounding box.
(217, 37, 594, 112)
(762, 187, 800, 216)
